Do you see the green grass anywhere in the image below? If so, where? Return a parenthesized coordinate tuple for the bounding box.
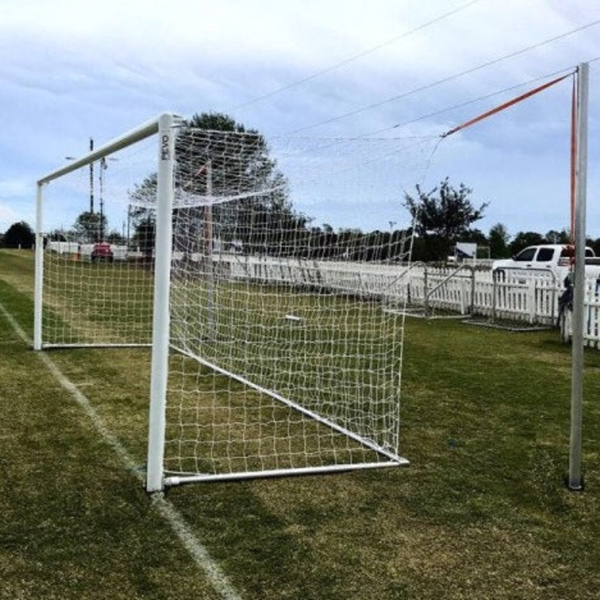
(3, 249, 600, 598)
(42, 253, 155, 345)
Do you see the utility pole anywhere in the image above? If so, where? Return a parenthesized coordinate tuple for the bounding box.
(127, 205, 131, 248)
(89, 137, 94, 214)
(99, 157, 107, 241)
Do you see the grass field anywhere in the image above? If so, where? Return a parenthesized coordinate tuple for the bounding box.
(3, 248, 600, 599)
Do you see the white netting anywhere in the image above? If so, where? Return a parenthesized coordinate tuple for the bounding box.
(38, 122, 438, 484)
(161, 128, 437, 479)
(40, 140, 158, 347)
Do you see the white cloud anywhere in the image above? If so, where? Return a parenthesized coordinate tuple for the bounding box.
(0, 203, 26, 232)
(0, 0, 599, 235)
(0, 179, 30, 197)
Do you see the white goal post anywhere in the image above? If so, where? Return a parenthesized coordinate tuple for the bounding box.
(34, 112, 429, 492)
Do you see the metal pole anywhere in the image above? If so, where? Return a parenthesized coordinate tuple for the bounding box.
(205, 160, 213, 256)
(99, 157, 105, 241)
(146, 113, 177, 493)
(89, 138, 94, 214)
(205, 160, 216, 339)
(33, 183, 45, 350)
(569, 63, 589, 491)
(39, 115, 167, 186)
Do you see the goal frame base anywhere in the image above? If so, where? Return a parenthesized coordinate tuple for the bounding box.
(163, 458, 409, 488)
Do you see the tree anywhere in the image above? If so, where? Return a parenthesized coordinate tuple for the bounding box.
(462, 228, 488, 246)
(73, 211, 107, 242)
(131, 216, 155, 261)
(508, 231, 545, 255)
(128, 174, 157, 253)
(129, 112, 310, 257)
(177, 112, 308, 256)
(403, 177, 488, 261)
(3, 221, 34, 248)
(590, 237, 600, 257)
(106, 231, 126, 245)
(489, 223, 511, 258)
(544, 229, 570, 245)
(46, 229, 68, 242)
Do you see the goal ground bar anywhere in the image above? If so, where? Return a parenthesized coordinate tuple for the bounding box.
(163, 458, 409, 488)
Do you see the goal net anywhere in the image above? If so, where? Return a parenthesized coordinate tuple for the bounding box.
(35, 131, 159, 348)
(35, 113, 437, 491)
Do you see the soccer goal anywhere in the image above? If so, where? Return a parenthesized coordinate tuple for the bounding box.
(35, 113, 437, 491)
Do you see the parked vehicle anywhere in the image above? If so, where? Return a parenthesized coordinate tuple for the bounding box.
(492, 244, 600, 281)
(90, 242, 114, 263)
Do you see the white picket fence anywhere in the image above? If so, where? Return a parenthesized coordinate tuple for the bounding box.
(216, 255, 561, 323)
(562, 285, 600, 348)
(584, 297, 600, 348)
(217, 256, 600, 347)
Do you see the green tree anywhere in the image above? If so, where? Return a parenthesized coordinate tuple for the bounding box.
(3, 221, 34, 248)
(462, 228, 488, 245)
(130, 112, 309, 257)
(489, 223, 511, 258)
(177, 112, 308, 256)
(46, 229, 68, 242)
(544, 229, 570, 244)
(73, 211, 107, 242)
(590, 238, 600, 257)
(131, 216, 155, 261)
(403, 177, 488, 261)
(128, 174, 157, 251)
(508, 231, 545, 255)
(336, 228, 364, 261)
(106, 231, 125, 245)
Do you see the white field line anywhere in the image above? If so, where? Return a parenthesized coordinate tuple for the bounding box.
(0, 301, 242, 600)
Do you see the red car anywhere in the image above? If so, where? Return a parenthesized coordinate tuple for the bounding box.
(91, 242, 114, 263)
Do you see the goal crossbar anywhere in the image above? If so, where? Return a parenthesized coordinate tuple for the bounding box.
(36, 114, 178, 187)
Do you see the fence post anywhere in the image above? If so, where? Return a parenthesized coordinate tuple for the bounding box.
(491, 273, 498, 322)
(423, 267, 429, 317)
(470, 266, 475, 315)
(460, 279, 466, 315)
(528, 279, 536, 324)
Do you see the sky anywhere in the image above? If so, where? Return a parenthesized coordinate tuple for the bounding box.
(1, 0, 600, 240)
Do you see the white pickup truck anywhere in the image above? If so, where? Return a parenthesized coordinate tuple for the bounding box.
(492, 244, 600, 281)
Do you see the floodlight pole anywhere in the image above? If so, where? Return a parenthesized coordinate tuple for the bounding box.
(569, 62, 589, 491)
